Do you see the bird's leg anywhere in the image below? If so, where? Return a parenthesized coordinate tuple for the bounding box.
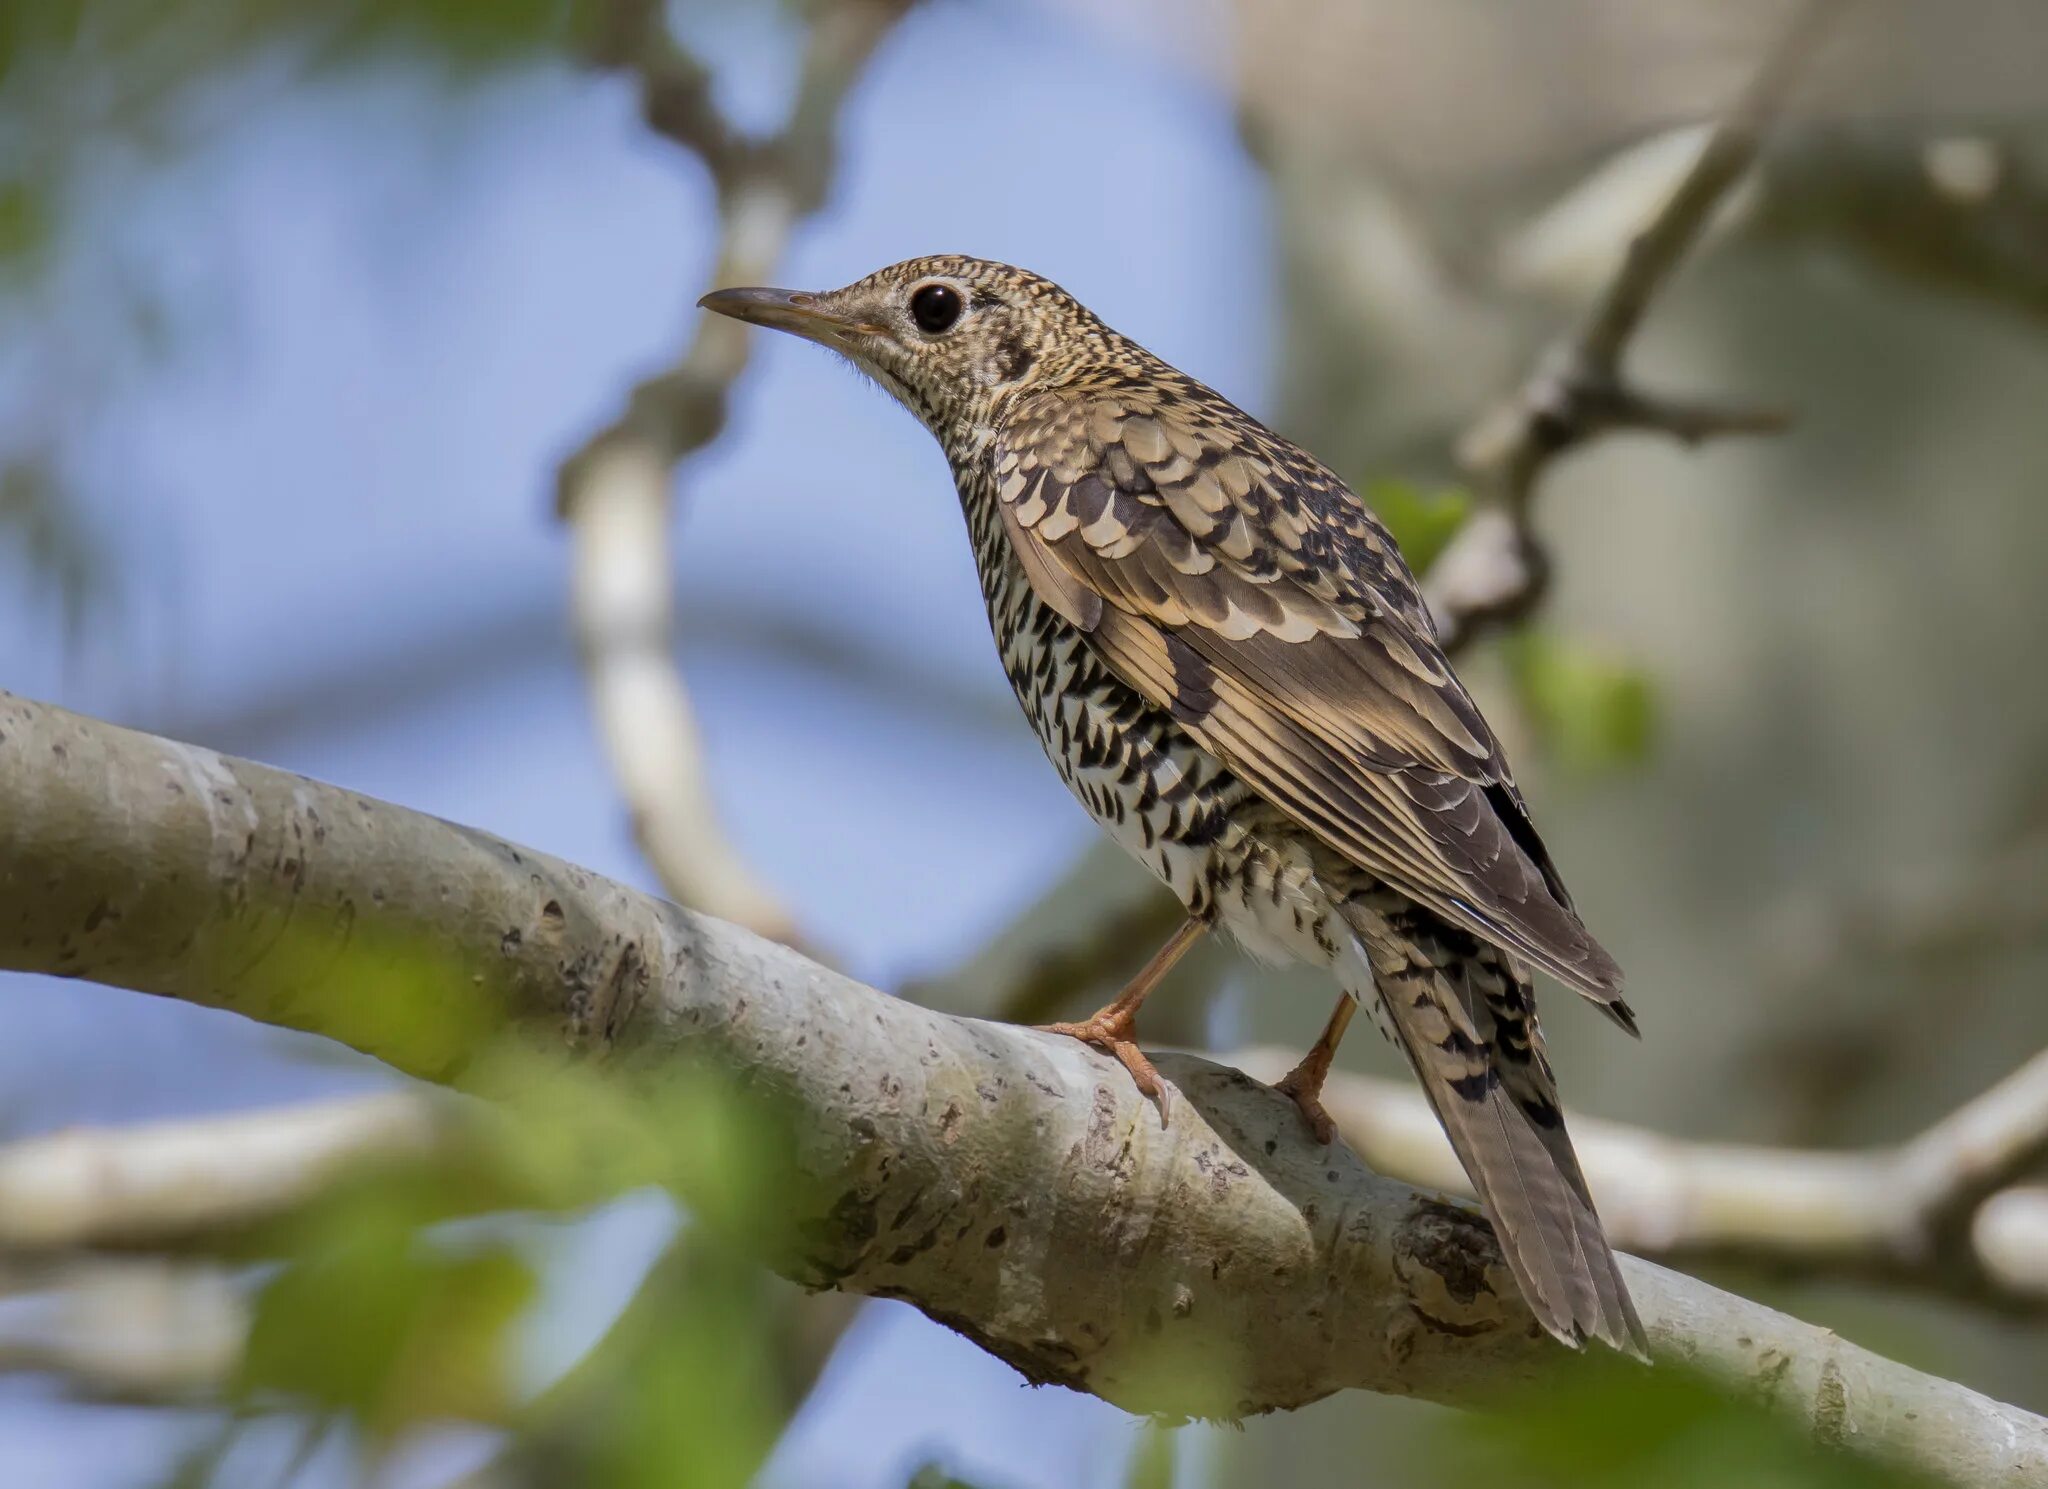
(1274, 991, 1359, 1144)
(1037, 915, 1207, 1115)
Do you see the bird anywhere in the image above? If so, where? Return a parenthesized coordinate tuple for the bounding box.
(700, 256, 1647, 1356)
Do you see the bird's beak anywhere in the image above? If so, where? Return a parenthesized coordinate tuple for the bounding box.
(697, 286, 884, 342)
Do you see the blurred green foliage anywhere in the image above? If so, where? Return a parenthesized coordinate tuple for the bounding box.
(466, 1041, 810, 1249)
(905, 1465, 1003, 1489)
(1428, 1360, 1937, 1489)
(474, 1054, 814, 1489)
(0, 0, 579, 101)
(1500, 629, 1657, 773)
(237, 1189, 537, 1434)
(0, 457, 103, 636)
(1124, 1422, 1177, 1489)
(0, 176, 49, 276)
(1367, 477, 1473, 576)
(319, 0, 587, 70)
(514, 1239, 787, 1489)
(186, 1044, 814, 1488)
(0, 0, 590, 288)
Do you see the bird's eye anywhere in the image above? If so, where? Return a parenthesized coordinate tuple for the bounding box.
(909, 283, 964, 334)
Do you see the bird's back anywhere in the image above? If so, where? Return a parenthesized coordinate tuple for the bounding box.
(965, 344, 1626, 1015)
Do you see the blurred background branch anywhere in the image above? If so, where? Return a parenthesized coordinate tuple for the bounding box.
(0, 1257, 247, 1406)
(549, 5, 918, 1467)
(1233, 1045, 2048, 1311)
(555, 0, 914, 950)
(1433, 0, 1833, 651)
(0, 1093, 474, 1254)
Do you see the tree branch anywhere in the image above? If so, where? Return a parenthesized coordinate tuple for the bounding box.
(16, 1042, 2038, 1316)
(1437, 0, 1839, 651)
(0, 1257, 246, 1404)
(1, 691, 2043, 1484)
(1976, 1188, 2048, 1301)
(0, 1092, 520, 1253)
(1755, 125, 2048, 331)
(557, 0, 914, 946)
(1233, 1049, 2048, 1310)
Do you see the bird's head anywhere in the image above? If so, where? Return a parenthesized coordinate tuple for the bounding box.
(698, 255, 1107, 440)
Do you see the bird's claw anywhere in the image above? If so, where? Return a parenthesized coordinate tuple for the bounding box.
(1037, 1015, 1170, 1125)
(1277, 1081, 1343, 1146)
(1274, 1068, 1338, 1145)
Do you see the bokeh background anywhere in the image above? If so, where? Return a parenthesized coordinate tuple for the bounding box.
(3, 1, 2046, 1485)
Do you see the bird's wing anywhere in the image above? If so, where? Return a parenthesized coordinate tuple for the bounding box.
(990, 383, 1628, 1013)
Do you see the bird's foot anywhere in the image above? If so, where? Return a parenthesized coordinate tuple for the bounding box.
(1037, 1011, 1169, 1124)
(1273, 1066, 1338, 1145)
(1273, 991, 1356, 1144)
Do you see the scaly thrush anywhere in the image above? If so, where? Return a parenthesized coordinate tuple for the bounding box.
(701, 257, 1645, 1356)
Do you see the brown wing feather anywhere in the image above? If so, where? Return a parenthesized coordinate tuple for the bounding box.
(992, 382, 1628, 1011)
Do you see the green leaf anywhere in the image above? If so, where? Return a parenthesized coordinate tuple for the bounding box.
(1500, 630, 1657, 773)
(1365, 478, 1473, 575)
(236, 1192, 536, 1436)
(1429, 1358, 1937, 1489)
(468, 1046, 807, 1251)
(0, 177, 52, 273)
(317, 0, 583, 74)
(530, 1239, 786, 1489)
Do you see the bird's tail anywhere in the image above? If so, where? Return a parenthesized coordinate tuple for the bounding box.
(1339, 898, 1647, 1358)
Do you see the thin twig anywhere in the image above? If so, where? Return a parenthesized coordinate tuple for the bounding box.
(1435, 0, 1843, 650)
(1575, 0, 1843, 372)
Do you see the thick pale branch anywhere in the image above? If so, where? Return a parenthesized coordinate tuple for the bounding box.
(0, 693, 2043, 1483)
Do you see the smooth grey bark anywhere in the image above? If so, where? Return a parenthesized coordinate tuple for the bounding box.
(1, 690, 2044, 1484)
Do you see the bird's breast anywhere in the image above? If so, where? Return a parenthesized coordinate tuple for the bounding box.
(953, 463, 1316, 937)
